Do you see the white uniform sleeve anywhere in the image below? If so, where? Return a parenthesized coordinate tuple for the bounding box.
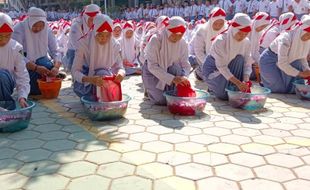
(193, 31, 207, 64)
(145, 36, 175, 86)
(243, 41, 253, 78)
(48, 29, 61, 62)
(180, 40, 191, 76)
(13, 46, 30, 100)
(112, 42, 125, 75)
(72, 41, 87, 83)
(277, 35, 300, 77)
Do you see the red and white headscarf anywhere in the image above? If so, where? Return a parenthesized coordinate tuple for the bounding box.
(155, 16, 169, 31)
(212, 13, 252, 65)
(209, 7, 226, 23)
(250, 12, 270, 63)
(81, 4, 100, 34)
(0, 13, 13, 33)
(204, 7, 227, 45)
(86, 14, 114, 78)
(278, 12, 297, 31)
(166, 16, 187, 36)
(113, 19, 122, 30)
(121, 21, 136, 62)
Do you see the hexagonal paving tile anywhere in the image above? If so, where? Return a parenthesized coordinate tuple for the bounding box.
(252, 135, 285, 145)
(255, 165, 296, 182)
(129, 132, 158, 143)
(193, 152, 228, 166)
(98, 162, 135, 178)
(160, 133, 188, 144)
(221, 134, 252, 145)
(266, 153, 304, 168)
(49, 150, 87, 163)
(11, 139, 45, 151)
(160, 119, 185, 128)
(0, 173, 28, 189)
(31, 117, 57, 125)
(214, 121, 242, 129)
(67, 175, 111, 190)
(285, 136, 310, 146)
(197, 177, 239, 190)
(241, 143, 275, 155)
(68, 131, 97, 142)
(136, 163, 173, 179)
(146, 125, 174, 135)
(241, 179, 284, 190)
(142, 141, 173, 153)
(43, 139, 76, 151)
(8, 131, 40, 140)
(118, 125, 145, 134)
(215, 164, 254, 181)
(15, 149, 51, 162)
(175, 142, 206, 154)
(284, 179, 310, 190)
(75, 141, 108, 152)
(86, 150, 121, 164)
(110, 176, 152, 190)
(157, 151, 191, 166)
(208, 143, 241, 154)
(154, 176, 196, 190)
(0, 159, 23, 175)
(38, 131, 69, 141)
(175, 127, 202, 135)
(204, 127, 231, 136)
(24, 174, 69, 190)
(33, 124, 63, 132)
(294, 166, 310, 180)
(189, 134, 220, 145)
(175, 163, 213, 180)
(0, 148, 18, 159)
(229, 153, 266, 167)
(59, 161, 97, 178)
(18, 160, 60, 177)
(109, 140, 141, 153)
(233, 128, 261, 137)
(121, 150, 155, 165)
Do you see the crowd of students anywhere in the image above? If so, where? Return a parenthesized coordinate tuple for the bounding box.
(0, 2, 309, 110)
(122, 0, 310, 21)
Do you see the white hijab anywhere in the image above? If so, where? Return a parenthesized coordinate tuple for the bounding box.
(287, 15, 310, 63)
(156, 16, 187, 72)
(250, 12, 270, 63)
(121, 21, 136, 62)
(85, 14, 115, 78)
(0, 13, 21, 69)
(78, 4, 101, 36)
(212, 13, 252, 64)
(24, 7, 48, 62)
(201, 7, 227, 53)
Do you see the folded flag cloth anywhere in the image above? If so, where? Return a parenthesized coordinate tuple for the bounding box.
(176, 84, 196, 97)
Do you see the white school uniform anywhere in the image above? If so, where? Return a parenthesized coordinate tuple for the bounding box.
(219, 0, 233, 14)
(277, 0, 292, 13)
(291, 0, 309, 15)
(258, 0, 271, 13)
(234, 0, 247, 13)
(269, 1, 280, 18)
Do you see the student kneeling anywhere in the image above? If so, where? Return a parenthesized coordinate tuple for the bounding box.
(72, 14, 125, 98)
(142, 16, 191, 105)
(0, 13, 30, 110)
(202, 13, 253, 100)
(260, 15, 310, 93)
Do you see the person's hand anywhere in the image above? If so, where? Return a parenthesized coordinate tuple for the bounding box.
(90, 76, 104, 87)
(19, 98, 28, 108)
(298, 70, 310, 79)
(237, 82, 250, 92)
(172, 76, 190, 86)
(36, 66, 51, 77)
(50, 67, 59, 77)
(114, 73, 125, 83)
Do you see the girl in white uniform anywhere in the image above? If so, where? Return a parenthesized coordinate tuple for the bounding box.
(0, 13, 30, 110)
(202, 13, 253, 100)
(72, 14, 125, 98)
(260, 15, 310, 93)
(142, 17, 191, 105)
(190, 7, 227, 80)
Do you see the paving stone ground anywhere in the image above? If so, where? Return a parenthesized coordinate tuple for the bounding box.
(1, 74, 310, 190)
